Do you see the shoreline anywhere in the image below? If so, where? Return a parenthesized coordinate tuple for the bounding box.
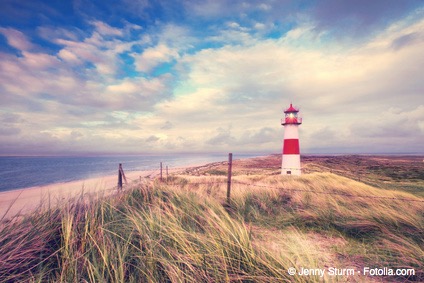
(0, 165, 193, 221)
(3, 153, 420, 220)
(0, 153, 260, 193)
(0, 154, 257, 221)
(0, 154, 262, 194)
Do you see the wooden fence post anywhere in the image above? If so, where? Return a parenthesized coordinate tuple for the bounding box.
(227, 153, 233, 203)
(118, 163, 123, 191)
(166, 165, 169, 180)
(160, 162, 163, 181)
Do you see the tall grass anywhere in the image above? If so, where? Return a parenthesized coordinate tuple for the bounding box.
(228, 173, 424, 280)
(0, 172, 422, 282)
(0, 181, 319, 282)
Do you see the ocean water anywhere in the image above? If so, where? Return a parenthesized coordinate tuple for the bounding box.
(0, 153, 261, 192)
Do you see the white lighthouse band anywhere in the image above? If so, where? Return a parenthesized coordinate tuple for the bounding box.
(281, 104, 302, 175)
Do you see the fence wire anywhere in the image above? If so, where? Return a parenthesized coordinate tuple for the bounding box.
(116, 159, 424, 203)
(231, 180, 424, 203)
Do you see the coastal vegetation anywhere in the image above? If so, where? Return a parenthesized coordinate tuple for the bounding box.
(0, 155, 423, 282)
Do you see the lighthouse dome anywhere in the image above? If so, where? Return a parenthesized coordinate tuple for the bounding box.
(284, 103, 299, 113)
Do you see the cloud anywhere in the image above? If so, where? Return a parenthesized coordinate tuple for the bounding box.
(0, 52, 76, 105)
(0, 127, 21, 136)
(70, 130, 83, 139)
(350, 106, 424, 138)
(90, 21, 123, 36)
(0, 112, 22, 123)
(146, 135, 160, 142)
(58, 49, 80, 63)
(151, 13, 424, 153)
(0, 1, 423, 155)
(391, 32, 423, 50)
(161, 121, 173, 129)
(37, 26, 82, 42)
(21, 51, 60, 69)
(0, 21, 177, 138)
(311, 0, 423, 37)
(134, 44, 178, 73)
(186, 0, 233, 18)
(0, 27, 34, 51)
(121, 0, 150, 15)
(303, 126, 340, 151)
(106, 80, 141, 94)
(155, 88, 229, 124)
(239, 127, 280, 146)
(102, 76, 174, 110)
(52, 20, 145, 75)
(206, 127, 236, 146)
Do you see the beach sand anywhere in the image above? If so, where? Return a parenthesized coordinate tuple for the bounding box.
(0, 158, 237, 220)
(0, 168, 172, 220)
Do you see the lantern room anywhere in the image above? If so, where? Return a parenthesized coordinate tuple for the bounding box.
(281, 103, 302, 125)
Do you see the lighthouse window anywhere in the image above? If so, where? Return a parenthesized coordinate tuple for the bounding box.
(287, 171, 291, 174)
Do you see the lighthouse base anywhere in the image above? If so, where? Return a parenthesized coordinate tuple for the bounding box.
(281, 155, 301, 175)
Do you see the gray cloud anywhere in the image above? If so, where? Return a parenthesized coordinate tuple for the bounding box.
(391, 32, 423, 50)
(349, 106, 424, 138)
(146, 135, 160, 142)
(1, 112, 22, 123)
(311, 0, 422, 36)
(307, 127, 337, 142)
(206, 127, 236, 146)
(161, 121, 174, 129)
(0, 127, 21, 136)
(239, 127, 279, 146)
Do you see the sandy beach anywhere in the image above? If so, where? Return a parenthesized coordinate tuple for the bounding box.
(0, 157, 232, 221)
(0, 167, 174, 220)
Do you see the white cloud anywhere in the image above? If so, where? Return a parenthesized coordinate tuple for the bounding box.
(1, 5, 423, 155)
(144, 14, 424, 153)
(253, 22, 267, 30)
(107, 80, 140, 94)
(105, 76, 171, 99)
(20, 51, 60, 69)
(90, 21, 123, 36)
(53, 21, 143, 75)
(134, 44, 178, 73)
(159, 24, 194, 49)
(58, 49, 81, 64)
(0, 28, 34, 51)
(258, 3, 271, 11)
(37, 26, 82, 42)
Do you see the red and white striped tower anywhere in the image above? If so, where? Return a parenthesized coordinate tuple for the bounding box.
(281, 103, 302, 175)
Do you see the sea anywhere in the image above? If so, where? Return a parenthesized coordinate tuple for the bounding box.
(0, 153, 264, 192)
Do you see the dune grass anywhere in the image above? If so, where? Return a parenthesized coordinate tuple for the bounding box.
(0, 172, 423, 282)
(0, 182, 317, 282)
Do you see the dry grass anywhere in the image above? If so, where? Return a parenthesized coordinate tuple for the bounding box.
(164, 172, 423, 282)
(0, 182, 317, 282)
(0, 155, 423, 282)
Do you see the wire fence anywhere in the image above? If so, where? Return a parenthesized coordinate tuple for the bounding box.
(114, 154, 424, 204)
(232, 180, 424, 203)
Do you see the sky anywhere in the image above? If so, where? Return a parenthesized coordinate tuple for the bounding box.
(0, 0, 423, 156)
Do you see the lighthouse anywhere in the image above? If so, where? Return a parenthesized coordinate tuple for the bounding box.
(281, 103, 302, 175)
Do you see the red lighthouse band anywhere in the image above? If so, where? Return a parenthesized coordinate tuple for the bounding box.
(281, 103, 302, 175)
